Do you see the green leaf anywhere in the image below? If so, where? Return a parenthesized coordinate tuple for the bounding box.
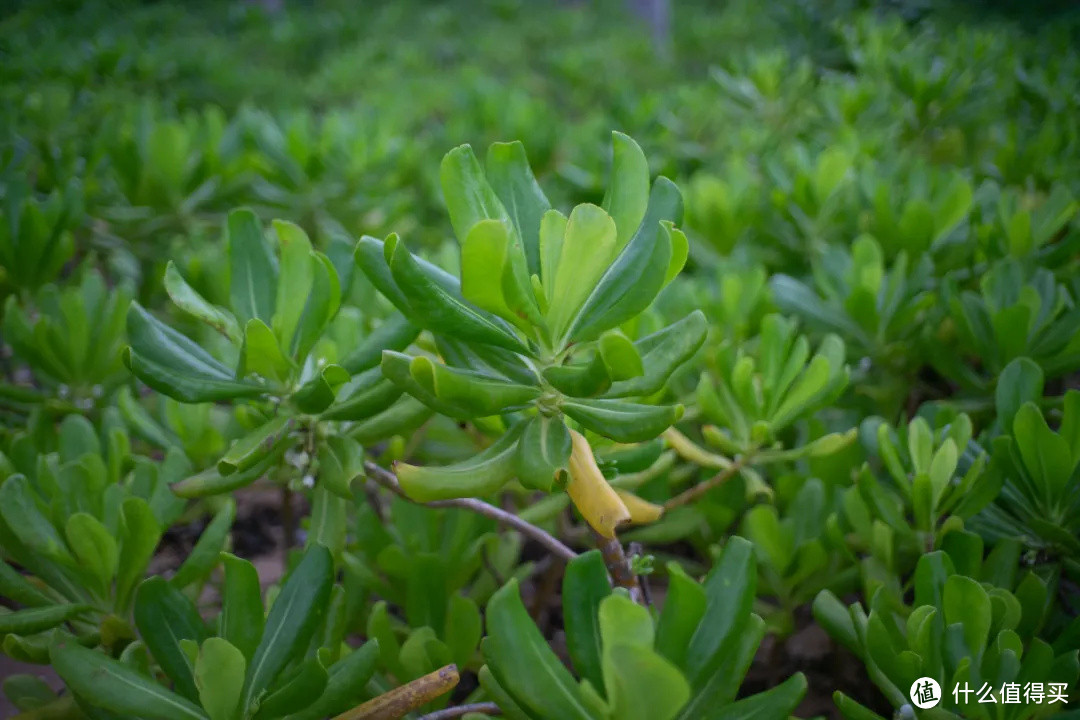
(385, 235, 528, 352)
(543, 353, 611, 398)
(656, 563, 707, 670)
(380, 350, 481, 420)
(516, 415, 572, 492)
(291, 252, 342, 361)
(271, 220, 315, 355)
(770, 337, 846, 430)
(539, 209, 568, 303)
(396, 422, 526, 501)
(606, 311, 707, 399)
(195, 638, 246, 720)
(441, 144, 512, 243)
(170, 454, 281, 499)
(125, 303, 264, 403)
(913, 551, 954, 609)
(50, 636, 208, 720)
(59, 414, 99, 462)
(348, 396, 433, 445)
(567, 179, 682, 343)
(599, 593, 653, 650)
(602, 132, 651, 252)
(477, 665, 534, 720)
(407, 354, 540, 417)
(1013, 402, 1074, 505)
(252, 658, 327, 720)
(445, 595, 483, 671)
(460, 219, 526, 332)
(685, 536, 756, 687)
(242, 544, 333, 709)
(307, 485, 347, 557)
(366, 601, 405, 681)
(546, 203, 618, 342)
(65, 513, 119, 596)
(242, 319, 293, 386)
(562, 550, 612, 694)
(321, 369, 402, 422)
(943, 574, 991, 659)
(0, 603, 91, 635)
(228, 209, 277, 326)
(812, 592, 859, 655)
(928, 438, 958, 504)
(164, 262, 241, 344)
(170, 500, 236, 589)
(605, 643, 690, 720)
(2, 673, 56, 711)
(220, 553, 264, 662)
(703, 673, 806, 720)
(833, 691, 888, 720)
(218, 416, 294, 476)
(134, 577, 208, 702)
(562, 398, 683, 443)
(0, 558, 53, 608)
(0, 475, 75, 567)
(116, 498, 162, 613)
(662, 225, 689, 288)
(316, 435, 364, 498)
(482, 578, 592, 720)
(284, 641, 380, 720)
(599, 330, 644, 381)
(678, 613, 766, 717)
(486, 141, 551, 276)
(117, 385, 178, 450)
(338, 314, 419, 375)
(942, 530, 983, 578)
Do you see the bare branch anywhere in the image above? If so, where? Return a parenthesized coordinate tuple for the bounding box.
(663, 453, 753, 511)
(332, 665, 460, 720)
(418, 703, 502, 719)
(363, 461, 577, 562)
(593, 529, 643, 603)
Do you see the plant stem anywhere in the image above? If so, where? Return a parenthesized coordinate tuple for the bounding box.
(333, 664, 460, 720)
(418, 703, 502, 719)
(593, 529, 643, 603)
(664, 453, 754, 510)
(363, 461, 577, 562)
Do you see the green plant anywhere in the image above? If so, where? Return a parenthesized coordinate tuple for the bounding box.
(481, 541, 808, 720)
(356, 133, 703, 537)
(0, 178, 82, 303)
(976, 379, 1080, 558)
(815, 548, 1080, 719)
(0, 415, 231, 663)
(122, 209, 419, 501)
(47, 544, 383, 720)
(936, 259, 1080, 391)
(2, 271, 130, 404)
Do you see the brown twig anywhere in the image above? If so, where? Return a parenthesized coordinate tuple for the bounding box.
(628, 541, 653, 607)
(663, 454, 753, 511)
(418, 702, 502, 719)
(364, 461, 577, 562)
(333, 664, 460, 720)
(593, 529, 643, 603)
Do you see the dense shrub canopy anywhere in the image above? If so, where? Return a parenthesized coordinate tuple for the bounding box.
(1, 0, 1079, 718)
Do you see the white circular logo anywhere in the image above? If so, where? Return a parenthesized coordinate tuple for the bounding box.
(910, 677, 942, 709)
